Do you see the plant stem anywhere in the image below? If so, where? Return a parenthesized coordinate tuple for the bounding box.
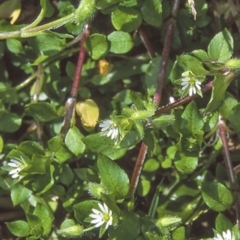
(155, 80, 213, 115)
(218, 116, 240, 227)
(129, 0, 180, 197)
(60, 26, 89, 136)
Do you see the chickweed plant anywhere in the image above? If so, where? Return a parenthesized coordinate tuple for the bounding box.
(0, 0, 240, 239)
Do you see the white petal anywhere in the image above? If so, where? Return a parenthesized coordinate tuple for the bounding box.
(12, 172, 20, 178)
(8, 162, 19, 167)
(91, 217, 103, 224)
(102, 203, 109, 213)
(189, 86, 193, 96)
(92, 208, 101, 215)
(192, 86, 197, 95)
(195, 83, 201, 90)
(107, 129, 113, 137)
(98, 203, 105, 213)
(9, 168, 20, 175)
(182, 84, 189, 90)
(94, 220, 105, 228)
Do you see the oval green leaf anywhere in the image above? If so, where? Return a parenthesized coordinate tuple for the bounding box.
(111, 7, 142, 32)
(85, 33, 110, 60)
(107, 31, 133, 54)
(201, 182, 233, 211)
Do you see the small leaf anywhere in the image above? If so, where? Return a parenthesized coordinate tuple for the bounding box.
(141, 0, 162, 27)
(215, 213, 233, 233)
(25, 102, 59, 122)
(65, 126, 86, 156)
(111, 6, 142, 32)
(6, 39, 23, 54)
(177, 54, 208, 75)
(83, 133, 127, 160)
(85, 33, 110, 60)
(152, 114, 175, 130)
(97, 154, 129, 199)
(0, 111, 22, 133)
(26, 214, 43, 237)
(205, 72, 239, 113)
(174, 154, 198, 174)
(201, 182, 233, 211)
(57, 219, 83, 238)
(11, 184, 32, 206)
(137, 179, 150, 197)
(75, 99, 100, 131)
(208, 28, 233, 62)
(108, 213, 140, 240)
(229, 104, 240, 132)
(180, 101, 204, 135)
(108, 31, 134, 54)
(6, 220, 30, 237)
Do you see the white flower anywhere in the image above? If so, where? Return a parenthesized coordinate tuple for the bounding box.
(213, 229, 234, 240)
(89, 202, 113, 229)
(99, 119, 119, 140)
(7, 157, 27, 179)
(181, 76, 201, 96)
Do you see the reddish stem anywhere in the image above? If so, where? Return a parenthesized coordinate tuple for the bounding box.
(218, 117, 240, 226)
(138, 27, 156, 59)
(155, 81, 213, 115)
(60, 27, 89, 136)
(129, 0, 180, 197)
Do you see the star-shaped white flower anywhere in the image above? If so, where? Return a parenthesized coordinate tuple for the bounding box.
(99, 119, 119, 140)
(213, 229, 234, 240)
(181, 76, 201, 96)
(89, 203, 113, 229)
(7, 157, 27, 179)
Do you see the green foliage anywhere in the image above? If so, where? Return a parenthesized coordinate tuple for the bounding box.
(1, 0, 240, 239)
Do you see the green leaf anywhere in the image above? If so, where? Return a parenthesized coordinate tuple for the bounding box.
(176, 54, 209, 75)
(57, 219, 83, 238)
(157, 216, 182, 228)
(6, 39, 22, 53)
(18, 141, 45, 157)
(73, 200, 99, 224)
(180, 101, 204, 135)
(11, 184, 32, 206)
(111, 6, 142, 32)
(33, 203, 54, 236)
(83, 133, 127, 160)
(190, 49, 209, 62)
(229, 103, 240, 132)
(174, 154, 198, 174)
(205, 72, 239, 113)
(215, 213, 233, 233)
(0, 135, 3, 152)
(141, 0, 162, 27)
(137, 179, 150, 197)
(85, 33, 110, 60)
(33, 34, 65, 54)
(25, 102, 59, 122)
(0, 110, 22, 133)
(6, 220, 30, 237)
(108, 213, 140, 240)
(143, 158, 160, 172)
(152, 114, 175, 130)
(96, 0, 121, 9)
(59, 164, 74, 186)
(108, 31, 134, 54)
(97, 154, 129, 199)
(26, 214, 43, 238)
(201, 182, 234, 211)
(219, 92, 238, 119)
(208, 28, 233, 62)
(172, 226, 186, 240)
(65, 126, 86, 156)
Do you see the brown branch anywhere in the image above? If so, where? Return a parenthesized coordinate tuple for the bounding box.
(218, 116, 240, 227)
(129, 0, 181, 197)
(60, 26, 90, 136)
